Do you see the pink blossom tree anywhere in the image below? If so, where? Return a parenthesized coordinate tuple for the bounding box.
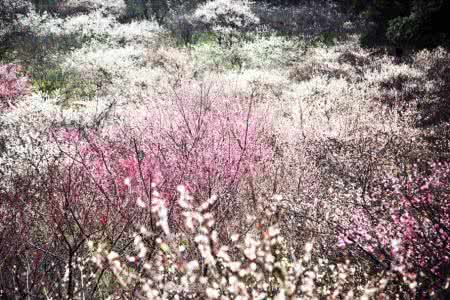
(338, 162, 450, 297)
(0, 64, 30, 111)
(0, 88, 274, 298)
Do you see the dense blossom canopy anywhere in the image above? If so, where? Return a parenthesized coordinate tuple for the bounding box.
(0, 0, 449, 299)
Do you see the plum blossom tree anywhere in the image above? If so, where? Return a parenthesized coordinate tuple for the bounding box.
(0, 82, 274, 298)
(1, 0, 449, 298)
(0, 64, 30, 111)
(193, 0, 259, 46)
(92, 187, 379, 299)
(338, 162, 450, 297)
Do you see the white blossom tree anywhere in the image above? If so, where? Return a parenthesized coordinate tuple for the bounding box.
(193, 0, 259, 46)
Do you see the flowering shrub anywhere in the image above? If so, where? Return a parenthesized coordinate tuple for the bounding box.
(338, 162, 450, 297)
(193, 0, 259, 46)
(63, 0, 127, 16)
(1, 1, 449, 299)
(0, 64, 30, 110)
(79, 90, 273, 203)
(0, 82, 275, 298)
(92, 188, 392, 299)
(191, 33, 305, 71)
(239, 34, 304, 69)
(20, 9, 162, 46)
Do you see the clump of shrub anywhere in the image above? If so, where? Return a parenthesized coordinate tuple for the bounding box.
(27, 66, 99, 104)
(289, 61, 352, 82)
(193, 0, 259, 47)
(0, 64, 30, 110)
(92, 189, 380, 299)
(338, 162, 450, 298)
(337, 50, 370, 67)
(0, 83, 275, 298)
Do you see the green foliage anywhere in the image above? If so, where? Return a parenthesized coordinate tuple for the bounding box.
(191, 33, 304, 71)
(191, 31, 218, 46)
(124, 0, 148, 19)
(31, 67, 66, 95)
(32, 0, 62, 13)
(30, 66, 98, 103)
(355, 0, 449, 49)
(386, 15, 420, 46)
(192, 43, 242, 71)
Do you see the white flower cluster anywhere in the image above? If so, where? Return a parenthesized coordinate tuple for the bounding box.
(193, 0, 259, 35)
(64, 0, 127, 16)
(270, 41, 424, 141)
(0, 94, 63, 189)
(62, 41, 147, 74)
(91, 188, 393, 299)
(21, 9, 162, 45)
(191, 33, 304, 70)
(0, 90, 117, 189)
(239, 35, 304, 68)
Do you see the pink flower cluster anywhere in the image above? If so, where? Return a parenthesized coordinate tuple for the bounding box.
(0, 64, 29, 110)
(339, 162, 450, 293)
(50, 97, 273, 229)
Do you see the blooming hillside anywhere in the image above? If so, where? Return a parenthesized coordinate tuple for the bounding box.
(0, 0, 449, 299)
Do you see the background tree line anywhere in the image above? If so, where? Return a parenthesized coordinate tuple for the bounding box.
(341, 0, 449, 49)
(256, 0, 449, 49)
(3, 0, 448, 49)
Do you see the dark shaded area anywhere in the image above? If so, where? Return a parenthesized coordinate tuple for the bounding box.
(259, 0, 449, 49)
(418, 54, 450, 127)
(344, 0, 449, 49)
